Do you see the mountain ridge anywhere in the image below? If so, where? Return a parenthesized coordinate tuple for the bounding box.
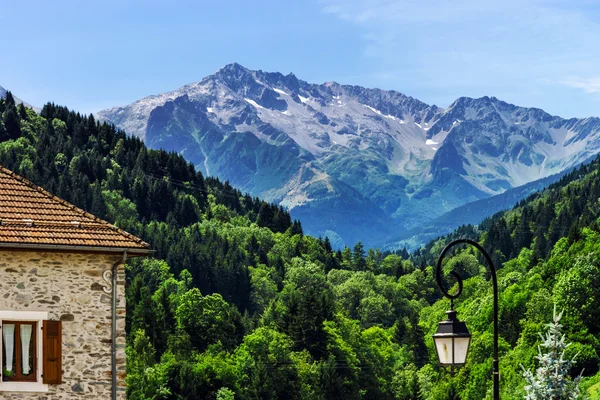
(97, 63, 600, 247)
(0, 85, 38, 111)
(386, 155, 595, 251)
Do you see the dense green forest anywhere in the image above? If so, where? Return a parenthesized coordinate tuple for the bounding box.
(1, 91, 600, 399)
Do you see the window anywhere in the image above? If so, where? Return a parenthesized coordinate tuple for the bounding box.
(2, 321, 36, 382)
(0, 311, 60, 393)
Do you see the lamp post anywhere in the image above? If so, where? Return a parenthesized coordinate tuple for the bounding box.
(433, 238, 499, 400)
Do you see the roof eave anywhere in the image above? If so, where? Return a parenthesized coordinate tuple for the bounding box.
(0, 242, 154, 257)
(0, 165, 151, 249)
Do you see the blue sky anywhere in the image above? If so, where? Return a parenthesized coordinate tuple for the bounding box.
(1, 0, 599, 117)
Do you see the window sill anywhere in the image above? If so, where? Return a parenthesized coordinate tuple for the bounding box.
(0, 381, 49, 392)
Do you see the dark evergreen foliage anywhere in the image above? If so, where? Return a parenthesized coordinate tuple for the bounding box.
(4, 93, 600, 398)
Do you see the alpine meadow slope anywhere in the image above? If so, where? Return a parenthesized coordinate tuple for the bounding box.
(98, 63, 600, 247)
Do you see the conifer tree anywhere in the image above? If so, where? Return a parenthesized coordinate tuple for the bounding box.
(18, 103, 28, 120)
(522, 306, 584, 400)
(0, 119, 5, 140)
(2, 95, 21, 140)
(353, 241, 366, 271)
(4, 91, 15, 107)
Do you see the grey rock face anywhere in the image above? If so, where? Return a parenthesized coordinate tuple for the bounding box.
(97, 64, 600, 247)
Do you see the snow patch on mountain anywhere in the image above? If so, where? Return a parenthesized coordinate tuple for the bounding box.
(97, 63, 600, 246)
(363, 104, 404, 123)
(244, 98, 265, 109)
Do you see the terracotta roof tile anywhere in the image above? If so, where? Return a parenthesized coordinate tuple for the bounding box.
(0, 165, 151, 253)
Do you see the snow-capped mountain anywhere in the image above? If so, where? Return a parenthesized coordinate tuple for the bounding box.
(98, 63, 600, 247)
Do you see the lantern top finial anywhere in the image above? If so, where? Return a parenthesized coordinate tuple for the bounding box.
(433, 309, 471, 338)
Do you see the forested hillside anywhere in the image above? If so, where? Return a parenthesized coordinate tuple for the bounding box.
(1, 91, 600, 399)
(388, 163, 580, 251)
(412, 157, 600, 269)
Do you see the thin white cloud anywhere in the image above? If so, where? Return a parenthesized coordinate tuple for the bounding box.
(559, 77, 600, 94)
(322, 0, 506, 24)
(320, 0, 600, 115)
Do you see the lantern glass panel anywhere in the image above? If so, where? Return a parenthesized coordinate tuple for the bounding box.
(434, 336, 470, 366)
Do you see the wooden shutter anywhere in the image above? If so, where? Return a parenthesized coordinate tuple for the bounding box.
(42, 320, 62, 384)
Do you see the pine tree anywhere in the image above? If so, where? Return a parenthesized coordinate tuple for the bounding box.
(0, 119, 6, 141)
(400, 247, 410, 260)
(290, 219, 303, 236)
(256, 202, 274, 230)
(522, 306, 584, 400)
(90, 183, 108, 219)
(2, 102, 21, 140)
(533, 226, 548, 260)
(353, 241, 366, 271)
(18, 103, 28, 120)
(4, 91, 15, 107)
(323, 236, 333, 253)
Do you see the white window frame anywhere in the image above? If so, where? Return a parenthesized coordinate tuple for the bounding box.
(0, 311, 49, 393)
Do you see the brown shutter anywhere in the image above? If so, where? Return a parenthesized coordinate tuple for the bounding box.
(42, 320, 62, 384)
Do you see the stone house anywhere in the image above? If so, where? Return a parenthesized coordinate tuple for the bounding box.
(0, 166, 151, 398)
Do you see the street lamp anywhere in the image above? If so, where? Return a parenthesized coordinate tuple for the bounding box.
(433, 310, 471, 370)
(434, 239, 499, 400)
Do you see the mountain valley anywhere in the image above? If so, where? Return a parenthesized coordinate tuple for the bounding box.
(92, 63, 600, 246)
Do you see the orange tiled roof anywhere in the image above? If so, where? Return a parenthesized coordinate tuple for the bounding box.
(0, 166, 151, 253)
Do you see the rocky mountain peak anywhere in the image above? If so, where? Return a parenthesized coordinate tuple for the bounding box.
(97, 65, 600, 247)
(217, 62, 250, 75)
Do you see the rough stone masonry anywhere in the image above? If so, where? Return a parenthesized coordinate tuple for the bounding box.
(0, 250, 126, 399)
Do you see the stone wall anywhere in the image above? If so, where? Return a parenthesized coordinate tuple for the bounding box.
(0, 250, 127, 399)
